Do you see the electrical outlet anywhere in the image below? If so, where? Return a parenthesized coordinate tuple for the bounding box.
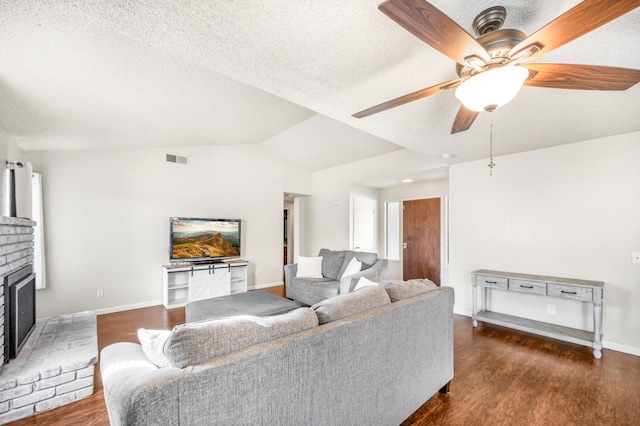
(632, 252, 640, 264)
(546, 304, 556, 315)
(97, 289, 104, 298)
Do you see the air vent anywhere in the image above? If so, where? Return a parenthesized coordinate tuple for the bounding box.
(166, 154, 187, 165)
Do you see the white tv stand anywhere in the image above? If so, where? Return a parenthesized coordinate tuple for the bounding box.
(162, 260, 248, 309)
(472, 270, 604, 358)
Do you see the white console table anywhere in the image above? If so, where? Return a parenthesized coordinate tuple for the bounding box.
(472, 270, 604, 358)
(162, 260, 248, 309)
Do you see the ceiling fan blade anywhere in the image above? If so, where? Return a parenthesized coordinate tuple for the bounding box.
(524, 63, 640, 90)
(510, 0, 640, 61)
(451, 105, 479, 134)
(353, 79, 460, 118)
(379, 0, 490, 66)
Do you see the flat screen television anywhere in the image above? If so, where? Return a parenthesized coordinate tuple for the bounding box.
(170, 217, 241, 263)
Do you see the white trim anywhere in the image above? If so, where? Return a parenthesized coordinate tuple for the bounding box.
(95, 300, 163, 315)
(454, 307, 473, 317)
(603, 340, 640, 357)
(249, 281, 283, 290)
(95, 284, 286, 316)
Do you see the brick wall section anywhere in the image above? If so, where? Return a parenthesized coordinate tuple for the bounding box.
(0, 312, 98, 424)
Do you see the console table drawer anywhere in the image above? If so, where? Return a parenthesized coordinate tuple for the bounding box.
(547, 283, 593, 302)
(475, 275, 508, 290)
(509, 279, 546, 295)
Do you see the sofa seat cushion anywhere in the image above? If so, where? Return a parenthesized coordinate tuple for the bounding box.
(164, 307, 318, 368)
(312, 284, 391, 325)
(383, 279, 438, 302)
(290, 276, 340, 302)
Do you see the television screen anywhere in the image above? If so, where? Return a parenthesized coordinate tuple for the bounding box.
(170, 217, 241, 262)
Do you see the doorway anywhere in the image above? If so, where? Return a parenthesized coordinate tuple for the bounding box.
(402, 198, 441, 284)
(353, 197, 376, 252)
(284, 197, 294, 266)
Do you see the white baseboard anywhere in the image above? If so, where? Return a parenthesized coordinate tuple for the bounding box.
(454, 307, 472, 317)
(603, 340, 640, 357)
(94, 284, 285, 316)
(95, 300, 163, 315)
(249, 281, 283, 291)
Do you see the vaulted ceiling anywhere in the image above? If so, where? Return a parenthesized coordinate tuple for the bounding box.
(1, 1, 638, 178)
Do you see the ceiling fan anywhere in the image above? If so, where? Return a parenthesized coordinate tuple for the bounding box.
(353, 0, 640, 134)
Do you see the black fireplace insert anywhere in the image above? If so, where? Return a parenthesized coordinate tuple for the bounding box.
(4, 264, 36, 360)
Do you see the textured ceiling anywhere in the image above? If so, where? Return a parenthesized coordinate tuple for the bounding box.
(0, 0, 638, 177)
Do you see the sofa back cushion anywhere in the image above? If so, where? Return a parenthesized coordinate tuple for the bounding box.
(383, 279, 438, 302)
(318, 249, 346, 280)
(164, 308, 318, 368)
(312, 284, 391, 325)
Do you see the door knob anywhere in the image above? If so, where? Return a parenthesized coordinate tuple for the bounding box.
(402, 242, 408, 249)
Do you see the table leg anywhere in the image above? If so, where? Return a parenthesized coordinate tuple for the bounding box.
(472, 279, 478, 327)
(593, 300, 603, 359)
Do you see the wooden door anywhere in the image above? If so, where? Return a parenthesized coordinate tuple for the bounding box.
(402, 198, 441, 285)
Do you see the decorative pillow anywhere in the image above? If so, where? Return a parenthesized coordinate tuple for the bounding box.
(296, 256, 323, 278)
(339, 257, 362, 294)
(164, 308, 318, 368)
(137, 328, 171, 368)
(338, 251, 378, 278)
(383, 278, 438, 302)
(353, 276, 378, 292)
(312, 285, 391, 325)
(318, 249, 346, 280)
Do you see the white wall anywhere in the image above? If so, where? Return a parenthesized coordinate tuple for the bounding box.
(0, 129, 26, 215)
(306, 149, 449, 256)
(25, 145, 311, 317)
(448, 131, 640, 354)
(379, 180, 449, 281)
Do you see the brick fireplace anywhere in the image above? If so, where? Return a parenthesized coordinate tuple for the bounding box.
(0, 217, 36, 369)
(0, 217, 98, 423)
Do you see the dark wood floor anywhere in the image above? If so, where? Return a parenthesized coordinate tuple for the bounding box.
(10, 287, 640, 425)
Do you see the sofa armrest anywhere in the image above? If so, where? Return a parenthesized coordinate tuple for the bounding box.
(343, 259, 389, 293)
(100, 343, 183, 426)
(284, 263, 298, 291)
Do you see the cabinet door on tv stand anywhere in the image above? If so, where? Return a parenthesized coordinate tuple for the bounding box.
(188, 269, 214, 302)
(212, 267, 231, 297)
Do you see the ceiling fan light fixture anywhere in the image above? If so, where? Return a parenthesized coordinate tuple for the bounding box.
(454, 66, 528, 112)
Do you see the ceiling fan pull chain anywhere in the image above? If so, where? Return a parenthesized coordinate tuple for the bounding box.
(488, 110, 495, 176)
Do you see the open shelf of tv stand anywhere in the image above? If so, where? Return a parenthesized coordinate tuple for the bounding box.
(162, 260, 248, 309)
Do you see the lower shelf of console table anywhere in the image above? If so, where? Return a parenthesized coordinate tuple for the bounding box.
(472, 270, 604, 359)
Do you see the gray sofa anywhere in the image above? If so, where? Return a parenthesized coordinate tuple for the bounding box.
(285, 248, 389, 305)
(100, 281, 454, 426)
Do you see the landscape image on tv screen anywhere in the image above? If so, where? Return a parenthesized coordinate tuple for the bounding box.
(171, 218, 240, 260)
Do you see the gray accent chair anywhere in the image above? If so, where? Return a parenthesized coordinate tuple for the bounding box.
(284, 248, 389, 306)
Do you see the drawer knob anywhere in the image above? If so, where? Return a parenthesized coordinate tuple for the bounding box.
(561, 290, 577, 295)
(520, 285, 534, 289)
(486, 280, 497, 284)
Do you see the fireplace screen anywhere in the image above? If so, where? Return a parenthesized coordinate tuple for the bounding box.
(4, 264, 36, 360)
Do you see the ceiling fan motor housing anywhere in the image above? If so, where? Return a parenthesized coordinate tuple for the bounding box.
(456, 29, 526, 78)
(472, 6, 507, 35)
